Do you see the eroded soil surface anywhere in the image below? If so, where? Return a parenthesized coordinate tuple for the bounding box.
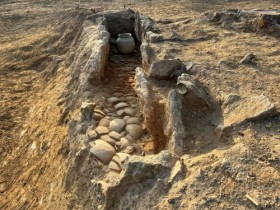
(0, 0, 280, 209)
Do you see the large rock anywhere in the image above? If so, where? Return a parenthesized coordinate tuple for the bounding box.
(223, 94, 277, 128)
(149, 59, 186, 79)
(102, 151, 176, 209)
(109, 119, 126, 133)
(80, 101, 96, 122)
(104, 10, 136, 38)
(90, 140, 116, 164)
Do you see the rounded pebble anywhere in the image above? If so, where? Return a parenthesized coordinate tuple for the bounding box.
(95, 126, 109, 135)
(125, 124, 143, 140)
(109, 119, 125, 133)
(90, 140, 116, 164)
(126, 117, 141, 125)
(114, 102, 129, 110)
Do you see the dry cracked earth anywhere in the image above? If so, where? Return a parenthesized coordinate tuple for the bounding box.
(0, 0, 280, 210)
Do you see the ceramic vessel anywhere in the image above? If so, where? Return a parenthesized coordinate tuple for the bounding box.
(116, 33, 135, 54)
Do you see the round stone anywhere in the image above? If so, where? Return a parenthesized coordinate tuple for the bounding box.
(114, 102, 129, 110)
(109, 119, 125, 133)
(126, 117, 141, 125)
(123, 108, 136, 116)
(93, 113, 103, 121)
(125, 124, 143, 140)
(117, 110, 125, 117)
(90, 140, 116, 164)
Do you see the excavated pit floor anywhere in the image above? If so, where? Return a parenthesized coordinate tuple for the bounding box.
(88, 44, 155, 171)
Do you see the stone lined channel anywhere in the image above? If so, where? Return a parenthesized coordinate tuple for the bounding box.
(87, 44, 146, 172)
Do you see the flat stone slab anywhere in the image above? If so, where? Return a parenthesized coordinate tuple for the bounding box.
(90, 140, 116, 164)
(125, 124, 143, 140)
(95, 126, 109, 135)
(224, 94, 276, 127)
(109, 119, 126, 133)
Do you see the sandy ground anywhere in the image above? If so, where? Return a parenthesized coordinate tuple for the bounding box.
(0, 0, 279, 209)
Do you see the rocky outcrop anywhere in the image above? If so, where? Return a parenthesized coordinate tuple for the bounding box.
(99, 151, 177, 209)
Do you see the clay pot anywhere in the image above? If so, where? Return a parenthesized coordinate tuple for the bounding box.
(116, 33, 135, 54)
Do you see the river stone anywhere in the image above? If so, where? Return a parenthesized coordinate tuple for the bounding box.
(113, 92, 123, 97)
(90, 140, 116, 164)
(123, 108, 136, 116)
(130, 103, 138, 108)
(117, 109, 125, 117)
(95, 126, 109, 135)
(87, 130, 98, 141)
(109, 131, 122, 140)
(123, 116, 130, 122)
(126, 117, 141, 125)
(93, 112, 103, 121)
(114, 102, 129, 110)
(125, 124, 143, 140)
(109, 119, 125, 132)
(108, 160, 122, 172)
(107, 97, 121, 104)
(101, 135, 117, 146)
(126, 96, 137, 101)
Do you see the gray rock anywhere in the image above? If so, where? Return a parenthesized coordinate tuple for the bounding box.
(146, 31, 164, 43)
(107, 97, 122, 104)
(149, 59, 186, 79)
(125, 124, 143, 140)
(109, 119, 125, 133)
(80, 101, 96, 122)
(95, 126, 109, 135)
(239, 53, 256, 65)
(224, 94, 276, 128)
(123, 108, 136, 116)
(114, 102, 129, 110)
(126, 96, 137, 101)
(90, 140, 116, 164)
(126, 117, 141, 125)
(109, 131, 122, 141)
(117, 109, 125, 117)
(176, 73, 211, 109)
